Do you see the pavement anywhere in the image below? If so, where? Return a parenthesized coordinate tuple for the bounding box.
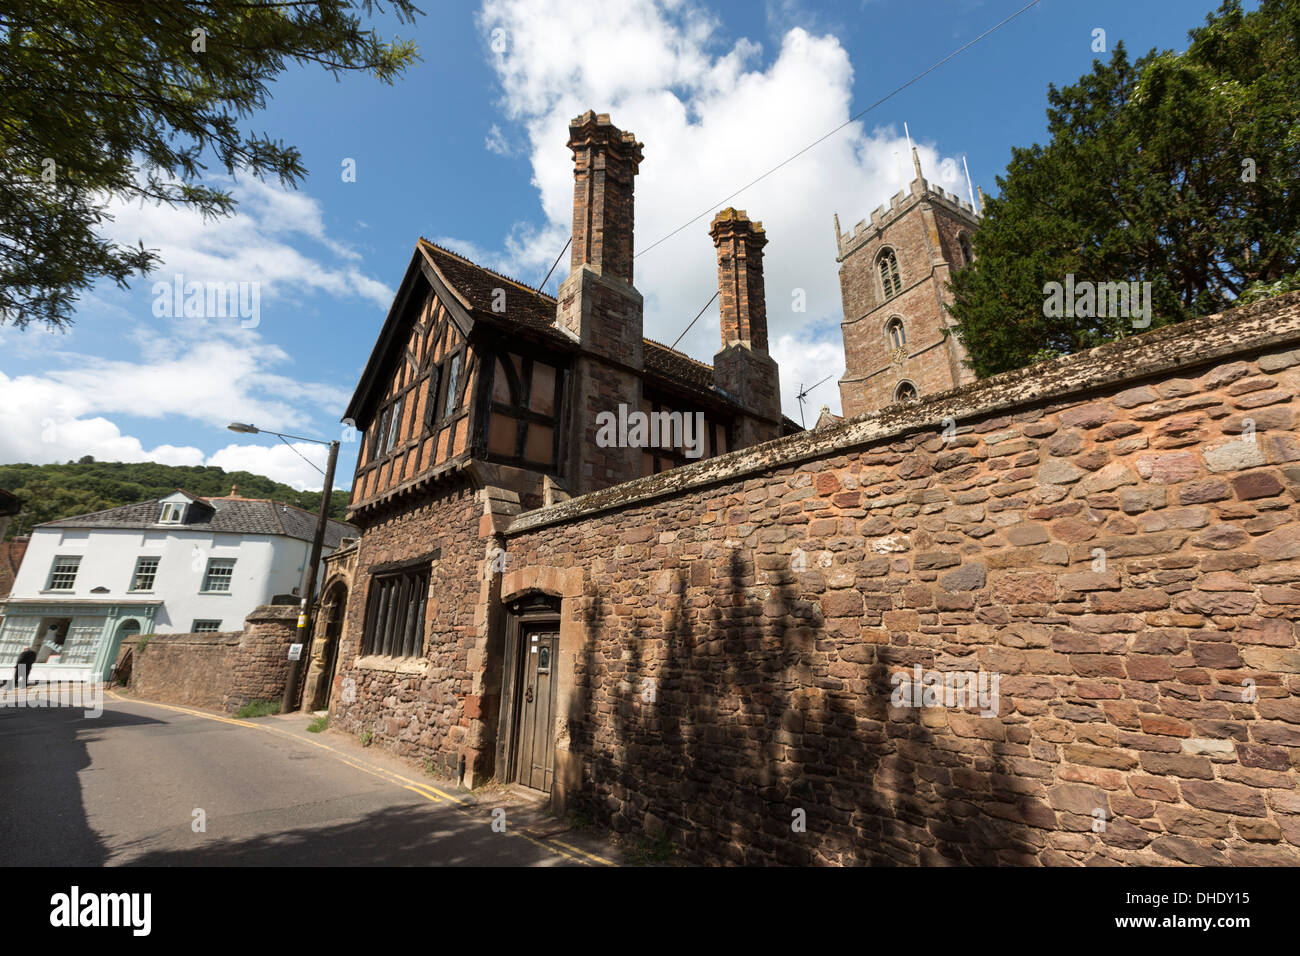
(0, 686, 621, 866)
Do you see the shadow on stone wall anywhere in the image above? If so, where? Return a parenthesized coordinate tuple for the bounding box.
(570, 544, 1042, 865)
(566, 538, 1034, 868)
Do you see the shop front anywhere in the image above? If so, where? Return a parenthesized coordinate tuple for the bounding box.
(0, 600, 159, 684)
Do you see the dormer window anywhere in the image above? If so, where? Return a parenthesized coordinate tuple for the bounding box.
(159, 502, 186, 524)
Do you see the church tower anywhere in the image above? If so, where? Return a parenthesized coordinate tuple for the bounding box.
(834, 146, 981, 418)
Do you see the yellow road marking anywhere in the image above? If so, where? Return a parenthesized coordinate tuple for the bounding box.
(547, 837, 614, 867)
(512, 829, 586, 864)
(105, 691, 613, 866)
(402, 784, 443, 803)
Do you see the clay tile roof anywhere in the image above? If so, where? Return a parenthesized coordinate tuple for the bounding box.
(418, 239, 742, 407)
(418, 239, 558, 333)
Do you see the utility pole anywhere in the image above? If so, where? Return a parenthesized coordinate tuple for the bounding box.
(226, 422, 341, 715)
(282, 439, 339, 713)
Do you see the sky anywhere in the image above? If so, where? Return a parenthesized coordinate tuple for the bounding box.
(0, 0, 1247, 492)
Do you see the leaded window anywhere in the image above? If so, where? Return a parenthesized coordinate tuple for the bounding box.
(878, 249, 902, 300)
(361, 563, 431, 658)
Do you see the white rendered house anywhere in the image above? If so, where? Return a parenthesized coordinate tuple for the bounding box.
(0, 490, 356, 683)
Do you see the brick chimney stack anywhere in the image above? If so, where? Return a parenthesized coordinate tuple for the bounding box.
(567, 111, 643, 285)
(556, 111, 646, 492)
(709, 209, 782, 446)
(710, 208, 769, 353)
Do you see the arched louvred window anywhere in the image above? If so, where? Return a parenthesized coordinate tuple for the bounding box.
(878, 248, 902, 300)
(957, 232, 973, 267)
(886, 316, 907, 350)
(894, 381, 918, 405)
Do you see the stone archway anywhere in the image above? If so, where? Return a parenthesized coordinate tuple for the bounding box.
(302, 580, 347, 712)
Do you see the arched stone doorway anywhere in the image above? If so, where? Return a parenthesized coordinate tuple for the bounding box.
(302, 581, 347, 712)
(105, 618, 142, 685)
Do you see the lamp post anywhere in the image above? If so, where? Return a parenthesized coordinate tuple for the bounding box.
(227, 423, 340, 713)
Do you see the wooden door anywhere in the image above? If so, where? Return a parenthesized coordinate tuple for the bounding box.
(512, 627, 559, 793)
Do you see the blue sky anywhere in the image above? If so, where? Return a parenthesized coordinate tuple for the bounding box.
(0, 0, 1245, 491)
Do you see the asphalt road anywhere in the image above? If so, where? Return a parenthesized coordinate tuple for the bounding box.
(0, 689, 618, 867)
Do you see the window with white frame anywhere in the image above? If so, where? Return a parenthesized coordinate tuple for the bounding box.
(192, 620, 222, 633)
(0, 619, 40, 667)
(47, 555, 81, 591)
(201, 558, 236, 592)
(159, 502, 186, 523)
(60, 618, 103, 664)
(130, 556, 160, 591)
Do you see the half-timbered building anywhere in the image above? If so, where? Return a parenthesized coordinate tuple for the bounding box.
(322, 112, 794, 787)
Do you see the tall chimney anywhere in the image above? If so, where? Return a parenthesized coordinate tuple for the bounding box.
(710, 208, 769, 353)
(555, 111, 646, 493)
(567, 111, 643, 285)
(709, 209, 782, 446)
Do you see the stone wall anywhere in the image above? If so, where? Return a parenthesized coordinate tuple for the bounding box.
(0, 537, 28, 600)
(329, 482, 492, 778)
(125, 604, 300, 713)
(126, 632, 241, 711)
(497, 292, 1300, 865)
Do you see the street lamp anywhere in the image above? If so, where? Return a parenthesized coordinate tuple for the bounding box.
(227, 422, 341, 713)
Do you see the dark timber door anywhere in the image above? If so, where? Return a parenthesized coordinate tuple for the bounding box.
(513, 627, 559, 793)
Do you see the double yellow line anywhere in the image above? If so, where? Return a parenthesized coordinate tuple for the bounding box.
(105, 691, 614, 866)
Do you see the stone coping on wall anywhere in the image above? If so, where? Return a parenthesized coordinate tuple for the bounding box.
(141, 632, 242, 646)
(245, 605, 301, 622)
(506, 292, 1300, 536)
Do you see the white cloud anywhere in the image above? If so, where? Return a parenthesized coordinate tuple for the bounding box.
(474, 0, 975, 415)
(101, 176, 393, 311)
(772, 330, 847, 425)
(0, 313, 351, 482)
(206, 442, 333, 491)
(0, 177, 374, 486)
(0, 371, 207, 465)
(485, 123, 513, 156)
(0, 360, 347, 489)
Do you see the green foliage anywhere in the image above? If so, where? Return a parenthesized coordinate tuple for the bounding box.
(307, 715, 329, 733)
(360, 728, 373, 747)
(0, 460, 350, 539)
(135, 635, 151, 656)
(1238, 270, 1300, 304)
(950, 0, 1300, 377)
(235, 699, 281, 719)
(0, 0, 422, 330)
